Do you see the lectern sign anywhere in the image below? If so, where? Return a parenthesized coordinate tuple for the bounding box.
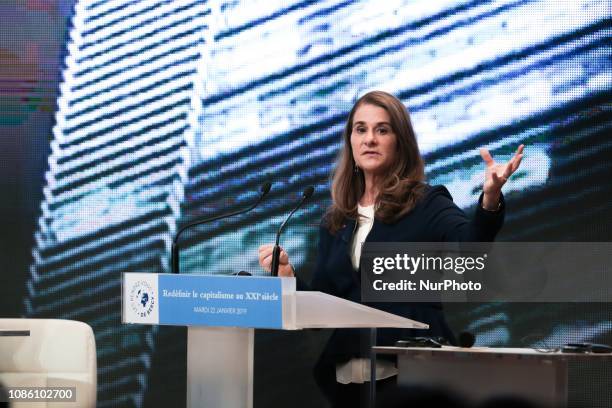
(122, 273, 283, 329)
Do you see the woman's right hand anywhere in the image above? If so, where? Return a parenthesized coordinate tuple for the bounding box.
(258, 244, 294, 277)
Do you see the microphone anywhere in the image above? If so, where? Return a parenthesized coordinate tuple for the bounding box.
(233, 270, 252, 276)
(270, 186, 314, 277)
(458, 331, 475, 348)
(171, 181, 272, 274)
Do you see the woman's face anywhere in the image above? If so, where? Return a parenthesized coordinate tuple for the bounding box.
(350, 103, 397, 179)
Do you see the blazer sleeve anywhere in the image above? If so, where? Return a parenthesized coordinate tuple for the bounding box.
(424, 185, 505, 242)
(296, 223, 334, 292)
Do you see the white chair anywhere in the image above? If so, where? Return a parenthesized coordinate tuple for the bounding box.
(0, 319, 96, 408)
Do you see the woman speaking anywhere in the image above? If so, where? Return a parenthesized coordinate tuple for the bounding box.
(259, 90, 523, 407)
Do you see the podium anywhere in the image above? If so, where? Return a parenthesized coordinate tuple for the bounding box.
(122, 273, 428, 408)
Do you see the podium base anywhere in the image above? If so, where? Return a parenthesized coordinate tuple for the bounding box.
(187, 327, 254, 408)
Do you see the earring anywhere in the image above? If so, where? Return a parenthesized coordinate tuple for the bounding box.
(354, 164, 360, 174)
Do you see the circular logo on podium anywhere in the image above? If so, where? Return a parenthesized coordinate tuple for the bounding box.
(129, 280, 156, 318)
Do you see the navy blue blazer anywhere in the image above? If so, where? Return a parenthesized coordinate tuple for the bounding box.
(299, 185, 505, 364)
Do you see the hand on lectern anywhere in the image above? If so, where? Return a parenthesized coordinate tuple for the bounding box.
(258, 244, 294, 277)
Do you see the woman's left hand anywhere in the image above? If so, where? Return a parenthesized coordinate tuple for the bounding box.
(479, 144, 524, 210)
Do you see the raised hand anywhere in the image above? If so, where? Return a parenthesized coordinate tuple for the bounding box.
(479, 144, 524, 210)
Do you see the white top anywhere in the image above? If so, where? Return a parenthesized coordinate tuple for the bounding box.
(337, 203, 398, 384)
(350, 204, 375, 270)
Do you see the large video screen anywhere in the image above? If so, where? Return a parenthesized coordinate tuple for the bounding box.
(2, 0, 610, 407)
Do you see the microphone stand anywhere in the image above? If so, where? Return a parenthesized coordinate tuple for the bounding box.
(271, 186, 314, 276)
(171, 182, 272, 274)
